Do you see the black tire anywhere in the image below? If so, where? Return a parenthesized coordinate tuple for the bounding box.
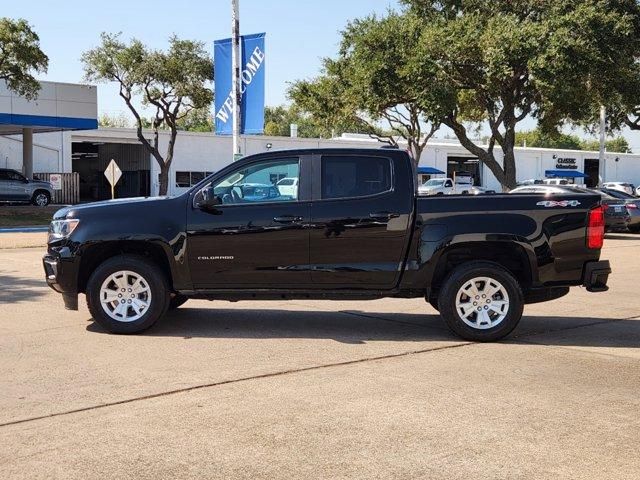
(86, 254, 170, 334)
(437, 261, 524, 342)
(168, 294, 189, 310)
(628, 225, 640, 234)
(31, 190, 51, 206)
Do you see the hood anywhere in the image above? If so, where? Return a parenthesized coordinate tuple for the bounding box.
(54, 196, 173, 219)
(31, 179, 52, 186)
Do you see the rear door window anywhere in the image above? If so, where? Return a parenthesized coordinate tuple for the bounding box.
(321, 156, 392, 200)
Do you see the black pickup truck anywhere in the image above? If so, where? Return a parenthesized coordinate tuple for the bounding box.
(43, 148, 611, 341)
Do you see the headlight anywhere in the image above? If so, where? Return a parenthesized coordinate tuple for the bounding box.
(48, 219, 79, 242)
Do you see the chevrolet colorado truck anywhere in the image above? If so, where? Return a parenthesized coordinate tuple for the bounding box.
(43, 148, 611, 341)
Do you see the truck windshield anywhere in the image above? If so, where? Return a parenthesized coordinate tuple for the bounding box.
(424, 179, 444, 186)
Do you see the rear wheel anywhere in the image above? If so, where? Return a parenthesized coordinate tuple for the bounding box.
(628, 225, 640, 234)
(438, 261, 524, 342)
(86, 255, 170, 334)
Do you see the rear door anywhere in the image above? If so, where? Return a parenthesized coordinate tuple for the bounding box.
(309, 152, 414, 288)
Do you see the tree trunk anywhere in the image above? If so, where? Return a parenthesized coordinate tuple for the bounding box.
(158, 166, 169, 196)
(444, 117, 510, 190)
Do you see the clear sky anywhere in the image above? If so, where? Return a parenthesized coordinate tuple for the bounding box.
(2, 0, 399, 115)
(4, 0, 640, 148)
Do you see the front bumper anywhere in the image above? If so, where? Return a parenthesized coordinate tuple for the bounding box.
(582, 260, 611, 293)
(43, 248, 79, 310)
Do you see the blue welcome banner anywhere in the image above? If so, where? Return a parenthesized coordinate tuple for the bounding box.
(214, 33, 266, 135)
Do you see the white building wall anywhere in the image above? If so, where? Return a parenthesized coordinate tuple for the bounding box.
(66, 128, 640, 196)
(0, 130, 72, 174)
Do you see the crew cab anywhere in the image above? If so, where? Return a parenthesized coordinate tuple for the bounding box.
(43, 148, 611, 341)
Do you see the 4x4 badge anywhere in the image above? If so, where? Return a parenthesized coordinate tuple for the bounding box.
(536, 200, 581, 207)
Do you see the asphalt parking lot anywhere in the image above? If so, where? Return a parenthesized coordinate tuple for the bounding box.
(0, 234, 639, 479)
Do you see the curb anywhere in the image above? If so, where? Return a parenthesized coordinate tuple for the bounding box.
(0, 226, 49, 233)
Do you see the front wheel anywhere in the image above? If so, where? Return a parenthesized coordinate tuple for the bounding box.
(31, 190, 50, 206)
(437, 261, 524, 342)
(86, 255, 170, 334)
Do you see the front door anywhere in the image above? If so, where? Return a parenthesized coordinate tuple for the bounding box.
(0, 170, 29, 201)
(308, 153, 414, 289)
(187, 155, 312, 288)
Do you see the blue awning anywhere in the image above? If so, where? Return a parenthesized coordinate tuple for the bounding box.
(417, 166, 445, 175)
(545, 170, 589, 179)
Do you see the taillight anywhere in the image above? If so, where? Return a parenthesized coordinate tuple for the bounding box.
(627, 203, 638, 209)
(587, 206, 605, 249)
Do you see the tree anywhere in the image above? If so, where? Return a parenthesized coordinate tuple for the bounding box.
(580, 137, 631, 154)
(515, 129, 583, 150)
(98, 112, 131, 128)
(176, 107, 213, 132)
(404, 0, 640, 190)
(0, 18, 48, 99)
(263, 105, 345, 138)
(82, 33, 213, 195)
(289, 13, 441, 164)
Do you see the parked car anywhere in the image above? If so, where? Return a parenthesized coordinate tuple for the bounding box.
(276, 177, 299, 198)
(542, 178, 571, 186)
(510, 185, 630, 232)
(601, 188, 640, 233)
(44, 148, 610, 342)
(461, 186, 496, 195)
(602, 182, 635, 196)
(418, 177, 474, 195)
(0, 169, 53, 206)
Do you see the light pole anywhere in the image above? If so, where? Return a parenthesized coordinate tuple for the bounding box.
(598, 105, 606, 186)
(232, 0, 242, 160)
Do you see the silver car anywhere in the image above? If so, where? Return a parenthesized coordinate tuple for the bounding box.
(0, 169, 53, 206)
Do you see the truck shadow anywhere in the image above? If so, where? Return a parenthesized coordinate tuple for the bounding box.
(86, 307, 640, 348)
(0, 272, 48, 304)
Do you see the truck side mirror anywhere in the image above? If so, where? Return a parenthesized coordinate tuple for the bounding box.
(197, 186, 222, 210)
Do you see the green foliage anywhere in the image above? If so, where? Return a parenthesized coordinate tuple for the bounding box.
(0, 18, 48, 99)
(264, 105, 346, 138)
(403, 0, 640, 189)
(82, 33, 213, 195)
(515, 130, 583, 150)
(98, 112, 131, 128)
(515, 128, 631, 153)
(288, 12, 441, 162)
(580, 136, 631, 153)
(176, 107, 213, 132)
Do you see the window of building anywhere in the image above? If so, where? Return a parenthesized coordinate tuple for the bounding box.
(321, 156, 391, 200)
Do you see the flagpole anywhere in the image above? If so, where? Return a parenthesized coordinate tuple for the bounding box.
(232, 0, 241, 160)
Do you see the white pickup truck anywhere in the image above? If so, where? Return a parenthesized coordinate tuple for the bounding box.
(418, 177, 474, 195)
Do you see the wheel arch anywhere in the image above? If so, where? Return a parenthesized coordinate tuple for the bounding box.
(429, 240, 536, 297)
(77, 241, 174, 293)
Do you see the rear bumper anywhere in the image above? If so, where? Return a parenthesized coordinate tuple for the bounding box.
(582, 260, 611, 293)
(43, 249, 79, 310)
(606, 216, 630, 232)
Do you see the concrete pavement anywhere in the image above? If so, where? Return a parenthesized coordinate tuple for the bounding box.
(0, 235, 639, 479)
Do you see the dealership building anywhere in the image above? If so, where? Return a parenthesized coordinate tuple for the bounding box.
(2, 122, 640, 200)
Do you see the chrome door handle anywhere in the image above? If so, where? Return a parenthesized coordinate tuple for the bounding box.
(273, 215, 303, 223)
(369, 212, 399, 221)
